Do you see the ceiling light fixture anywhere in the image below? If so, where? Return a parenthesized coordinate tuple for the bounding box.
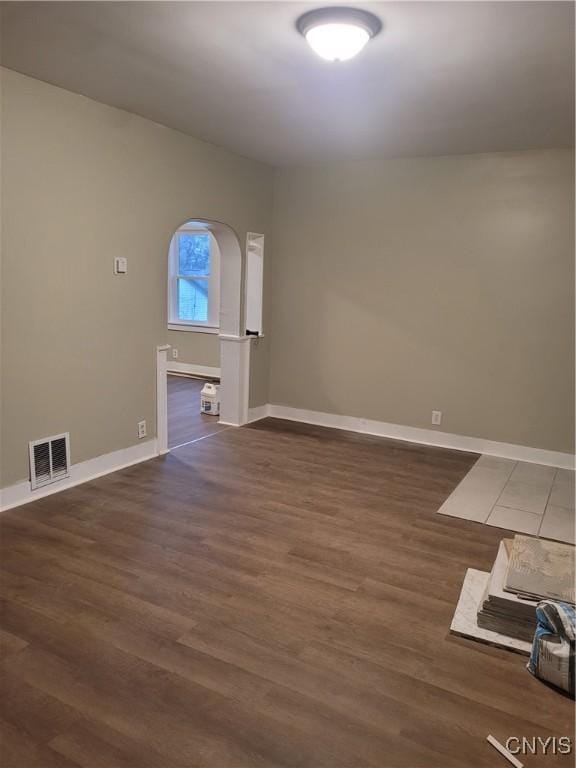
(296, 7, 382, 62)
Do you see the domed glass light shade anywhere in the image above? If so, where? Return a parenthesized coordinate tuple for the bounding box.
(297, 7, 382, 62)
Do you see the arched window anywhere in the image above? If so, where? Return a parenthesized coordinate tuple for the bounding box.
(168, 223, 220, 332)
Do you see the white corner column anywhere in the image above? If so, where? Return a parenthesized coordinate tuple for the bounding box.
(156, 345, 170, 454)
(219, 335, 251, 426)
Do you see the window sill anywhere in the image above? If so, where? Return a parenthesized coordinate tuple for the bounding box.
(168, 324, 220, 335)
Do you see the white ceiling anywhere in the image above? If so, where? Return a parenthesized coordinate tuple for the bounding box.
(1, 1, 573, 166)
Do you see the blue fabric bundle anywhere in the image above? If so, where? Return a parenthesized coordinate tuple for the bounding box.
(528, 601, 575, 698)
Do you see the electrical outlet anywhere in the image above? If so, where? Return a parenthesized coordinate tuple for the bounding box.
(431, 410, 442, 426)
(138, 420, 147, 439)
(172, 348, 178, 358)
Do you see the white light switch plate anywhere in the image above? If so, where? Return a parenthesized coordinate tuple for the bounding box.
(114, 257, 128, 274)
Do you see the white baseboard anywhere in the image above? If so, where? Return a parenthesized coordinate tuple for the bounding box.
(3, 405, 571, 513)
(167, 362, 221, 378)
(256, 404, 573, 470)
(0, 438, 159, 513)
(247, 404, 271, 423)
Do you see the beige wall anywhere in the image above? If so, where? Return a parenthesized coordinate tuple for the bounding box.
(270, 150, 574, 454)
(1, 69, 273, 487)
(166, 330, 220, 369)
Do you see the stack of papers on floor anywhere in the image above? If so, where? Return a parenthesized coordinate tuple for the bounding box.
(477, 539, 538, 642)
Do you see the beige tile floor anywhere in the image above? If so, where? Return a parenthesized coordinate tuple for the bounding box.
(438, 455, 575, 544)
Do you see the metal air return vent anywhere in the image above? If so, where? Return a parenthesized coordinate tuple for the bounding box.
(29, 433, 70, 490)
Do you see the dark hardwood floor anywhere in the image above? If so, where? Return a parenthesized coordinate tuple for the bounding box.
(0, 419, 573, 767)
(168, 374, 228, 448)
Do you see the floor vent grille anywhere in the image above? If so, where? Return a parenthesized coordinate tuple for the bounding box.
(29, 433, 71, 490)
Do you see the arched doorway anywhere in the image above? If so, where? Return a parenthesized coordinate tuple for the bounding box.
(157, 218, 252, 453)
